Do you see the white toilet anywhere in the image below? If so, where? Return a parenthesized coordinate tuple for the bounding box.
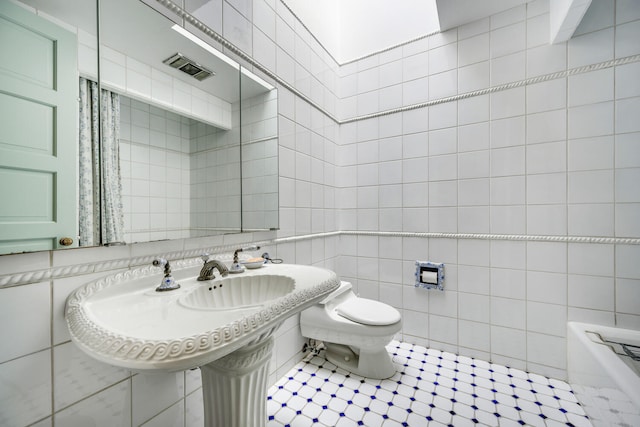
(300, 281, 402, 379)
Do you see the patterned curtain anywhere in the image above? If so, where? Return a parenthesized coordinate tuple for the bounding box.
(78, 78, 124, 246)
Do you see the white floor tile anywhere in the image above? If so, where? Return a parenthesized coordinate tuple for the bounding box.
(267, 340, 594, 427)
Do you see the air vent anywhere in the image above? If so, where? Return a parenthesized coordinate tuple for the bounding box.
(163, 53, 214, 81)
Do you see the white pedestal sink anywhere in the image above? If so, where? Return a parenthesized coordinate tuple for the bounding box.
(65, 261, 339, 427)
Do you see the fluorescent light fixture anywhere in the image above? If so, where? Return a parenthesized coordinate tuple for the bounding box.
(171, 24, 239, 70)
(241, 67, 275, 91)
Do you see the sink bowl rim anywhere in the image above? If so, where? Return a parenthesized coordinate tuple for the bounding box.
(177, 274, 296, 311)
(65, 259, 340, 371)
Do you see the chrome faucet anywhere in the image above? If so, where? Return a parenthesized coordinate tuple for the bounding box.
(198, 254, 229, 281)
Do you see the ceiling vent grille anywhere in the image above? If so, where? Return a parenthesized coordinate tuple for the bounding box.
(163, 53, 214, 81)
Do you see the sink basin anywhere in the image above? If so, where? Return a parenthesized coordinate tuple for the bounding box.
(66, 261, 340, 427)
(65, 262, 339, 372)
(179, 274, 295, 310)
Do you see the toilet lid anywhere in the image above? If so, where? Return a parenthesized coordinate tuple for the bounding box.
(336, 299, 401, 326)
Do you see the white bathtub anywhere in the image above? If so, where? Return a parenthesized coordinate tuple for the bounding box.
(567, 322, 640, 427)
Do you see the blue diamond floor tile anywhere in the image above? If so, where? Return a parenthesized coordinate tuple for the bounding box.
(267, 340, 593, 427)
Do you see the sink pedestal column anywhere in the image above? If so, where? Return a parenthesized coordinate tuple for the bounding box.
(200, 335, 274, 427)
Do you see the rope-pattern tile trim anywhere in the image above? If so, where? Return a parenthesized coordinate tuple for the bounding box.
(2, 231, 638, 288)
(339, 231, 640, 245)
(342, 53, 640, 124)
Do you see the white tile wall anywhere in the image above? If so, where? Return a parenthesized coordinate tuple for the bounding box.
(4, 0, 640, 425)
(335, 0, 640, 380)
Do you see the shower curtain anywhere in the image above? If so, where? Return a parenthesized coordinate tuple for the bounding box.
(78, 77, 124, 246)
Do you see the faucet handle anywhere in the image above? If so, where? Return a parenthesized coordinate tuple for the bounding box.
(153, 258, 167, 269)
(200, 253, 210, 263)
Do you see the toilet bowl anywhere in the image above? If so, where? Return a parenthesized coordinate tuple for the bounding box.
(300, 281, 402, 379)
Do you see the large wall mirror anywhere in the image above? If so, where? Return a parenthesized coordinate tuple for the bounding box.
(0, 0, 278, 256)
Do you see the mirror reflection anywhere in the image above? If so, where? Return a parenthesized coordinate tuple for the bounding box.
(0, 0, 278, 255)
(0, 0, 97, 254)
(240, 69, 279, 231)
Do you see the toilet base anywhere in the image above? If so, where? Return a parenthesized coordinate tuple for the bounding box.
(324, 342, 396, 379)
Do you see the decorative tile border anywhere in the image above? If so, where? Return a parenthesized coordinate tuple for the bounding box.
(342, 53, 640, 123)
(2, 231, 638, 288)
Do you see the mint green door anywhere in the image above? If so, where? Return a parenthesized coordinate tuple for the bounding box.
(0, 1, 78, 254)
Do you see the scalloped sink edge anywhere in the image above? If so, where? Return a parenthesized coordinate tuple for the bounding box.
(65, 262, 340, 372)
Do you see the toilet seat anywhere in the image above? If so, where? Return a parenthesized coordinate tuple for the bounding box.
(336, 298, 401, 326)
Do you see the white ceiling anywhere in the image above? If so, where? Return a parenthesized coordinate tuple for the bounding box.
(287, 0, 535, 62)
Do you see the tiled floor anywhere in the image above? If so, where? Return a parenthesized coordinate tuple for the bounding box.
(267, 341, 593, 427)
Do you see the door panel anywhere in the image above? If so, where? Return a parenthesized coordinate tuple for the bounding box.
(0, 1, 78, 254)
